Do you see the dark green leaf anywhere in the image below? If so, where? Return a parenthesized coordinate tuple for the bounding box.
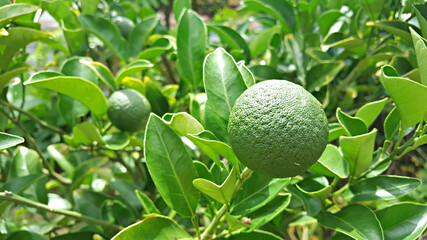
(318, 10, 344, 36)
(360, 0, 386, 20)
(227, 229, 284, 240)
(5, 231, 48, 240)
(336, 108, 368, 136)
(129, 15, 159, 56)
(306, 61, 344, 92)
(135, 190, 161, 215)
(248, 194, 291, 229)
(410, 27, 427, 86)
(287, 184, 322, 216)
(208, 24, 251, 61)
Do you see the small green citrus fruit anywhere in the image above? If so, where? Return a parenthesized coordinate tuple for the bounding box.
(228, 80, 328, 178)
(107, 89, 151, 132)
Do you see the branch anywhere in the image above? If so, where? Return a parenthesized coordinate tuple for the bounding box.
(0, 191, 123, 231)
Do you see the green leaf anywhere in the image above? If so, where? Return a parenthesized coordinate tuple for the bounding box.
(162, 112, 204, 135)
(296, 176, 332, 203)
(414, 4, 427, 38)
(309, 144, 349, 178)
(25, 73, 108, 116)
(177, 9, 206, 89)
(369, 21, 414, 42)
(61, 57, 97, 84)
(5, 231, 48, 240)
(144, 114, 200, 217)
(173, 0, 191, 21)
(137, 37, 172, 60)
(80, 60, 117, 90)
(376, 202, 427, 240)
(248, 25, 281, 58)
(339, 129, 377, 176)
(328, 123, 347, 142)
(379, 65, 427, 129)
(110, 178, 142, 214)
(336, 108, 368, 136)
(78, 14, 130, 60)
(9, 146, 42, 178)
(384, 107, 400, 141)
(103, 133, 130, 150)
(112, 215, 191, 240)
(71, 122, 105, 145)
(0, 27, 52, 73)
(135, 190, 161, 215)
(227, 229, 284, 240)
(203, 48, 247, 143)
(318, 204, 384, 240)
(237, 61, 255, 88)
(46, 144, 74, 175)
(73, 190, 111, 219)
(193, 161, 214, 181)
(41, 0, 79, 29)
(360, 0, 385, 20)
(247, 194, 291, 229)
(344, 175, 421, 202)
(414, 134, 427, 148)
(208, 24, 251, 62)
(306, 61, 345, 92)
(193, 167, 238, 204)
(284, 34, 305, 81)
(410, 27, 427, 86)
(70, 157, 108, 191)
(355, 98, 388, 128)
(0, 132, 24, 150)
(49, 232, 96, 240)
(243, 0, 295, 32)
(129, 15, 158, 56)
(232, 172, 290, 216)
(0, 3, 39, 28)
(322, 32, 365, 49)
(287, 184, 322, 216)
(318, 10, 344, 36)
(249, 65, 284, 80)
(144, 77, 169, 116)
(116, 60, 153, 85)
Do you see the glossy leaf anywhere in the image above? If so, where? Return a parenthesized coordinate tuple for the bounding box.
(309, 144, 349, 178)
(297, 176, 332, 202)
(287, 184, 322, 216)
(318, 204, 384, 240)
(173, 0, 191, 21)
(328, 123, 347, 142)
(61, 57, 97, 84)
(208, 24, 251, 61)
(360, 0, 385, 20)
(116, 60, 153, 84)
(80, 60, 117, 90)
(370, 21, 414, 42)
(376, 202, 427, 240)
(5, 231, 48, 240)
(384, 107, 400, 141)
(306, 61, 344, 92)
(135, 190, 161, 215)
(232, 172, 290, 216)
(144, 114, 200, 217)
(25, 74, 108, 116)
(336, 108, 368, 136)
(203, 48, 247, 143)
(322, 32, 365, 49)
(414, 4, 427, 38)
(355, 98, 388, 128)
(137, 37, 172, 60)
(344, 175, 421, 202)
(0, 132, 24, 150)
(237, 61, 255, 87)
(243, 0, 294, 32)
(129, 15, 159, 56)
(248, 25, 281, 58)
(112, 215, 191, 240)
(103, 133, 130, 150)
(144, 77, 169, 116)
(379, 65, 427, 129)
(285, 34, 305, 81)
(0, 3, 39, 28)
(0, 27, 52, 73)
(410, 27, 427, 86)
(78, 14, 130, 60)
(121, 76, 146, 95)
(177, 9, 206, 89)
(110, 178, 142, 214)
(340, 129, 377, 176)
(46, 144, 74, 175)
(193, 167, 238, 204)
(319, 10, 344, 36)
(414, 135, 427, 148)
(248, 194, 291, 229)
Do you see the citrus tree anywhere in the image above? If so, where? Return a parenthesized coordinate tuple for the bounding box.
(0, 0, 426, 239)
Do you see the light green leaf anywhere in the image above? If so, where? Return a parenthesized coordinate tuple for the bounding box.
(322, 32, 365, 49)
(61, 57, 97, 84)
(0, 3, 39, 28)
(135, 190, 161, 215)
(25, 74, 108, 116)
(369, 21, 414, 42)
(306, 61, 344, 92)
(112, 215, 191, 240)
(360, 0, 385, 20)
(121, 76, 146, 95)
(414, 135, 427, 148)
(173, 0, 191, 21)
(328, 123, 347, 142)
(384, 107, 400, 141)
(318, 204, 384, 240)
(376, 202, 427, 240)
(339, 129, 377, 176)
(344, 175, 421, 202)
(80, 60, 117, 90)
(309, 144, 349, 178)
(355, 98, 388, 127)
(0, 132, 24, 150)
(203, 48, 247, 143)
(232, 172, 290, 216)
(103, 133, 130, 150)
(237, 61, 255, 88)
(319, 10, 344, 36)
(0, 27, 52, 73)
(177, 9, 206, 89)
(78, 14, 130, 60)
(248, 25, 281, 58)
(336, 108, 368, 136)
(129, 15, 158, 56)
(116, 60, 153, 85)
(193, 167, 238, 204)
(144, 114, 200, 217)
(137, 37, 172, 60)
(247, 194, 291, 229)
(410, 27, 427, 86)
(162, 112, 204, 135)
(379, 65, 427, 129)
(46, 144, 74, 175)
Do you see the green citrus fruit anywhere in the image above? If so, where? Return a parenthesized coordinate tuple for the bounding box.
(107, 89, 151, 132)
(112, 16, 134, 39)
(228, 80, 328, 178)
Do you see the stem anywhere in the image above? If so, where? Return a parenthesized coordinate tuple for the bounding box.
(0, 108, 71, 185)
(18, 74, 26, 121)
(0, 191, 123, 231)
(0, 99, 64, 135)
(201, 168, 253, 239)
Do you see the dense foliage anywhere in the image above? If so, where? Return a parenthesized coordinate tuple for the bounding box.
(0, 0, 426, 239)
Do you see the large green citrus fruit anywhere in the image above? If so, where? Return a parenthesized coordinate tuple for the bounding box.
(228, 80, 328, 178)
(107, 89, 151, 132)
